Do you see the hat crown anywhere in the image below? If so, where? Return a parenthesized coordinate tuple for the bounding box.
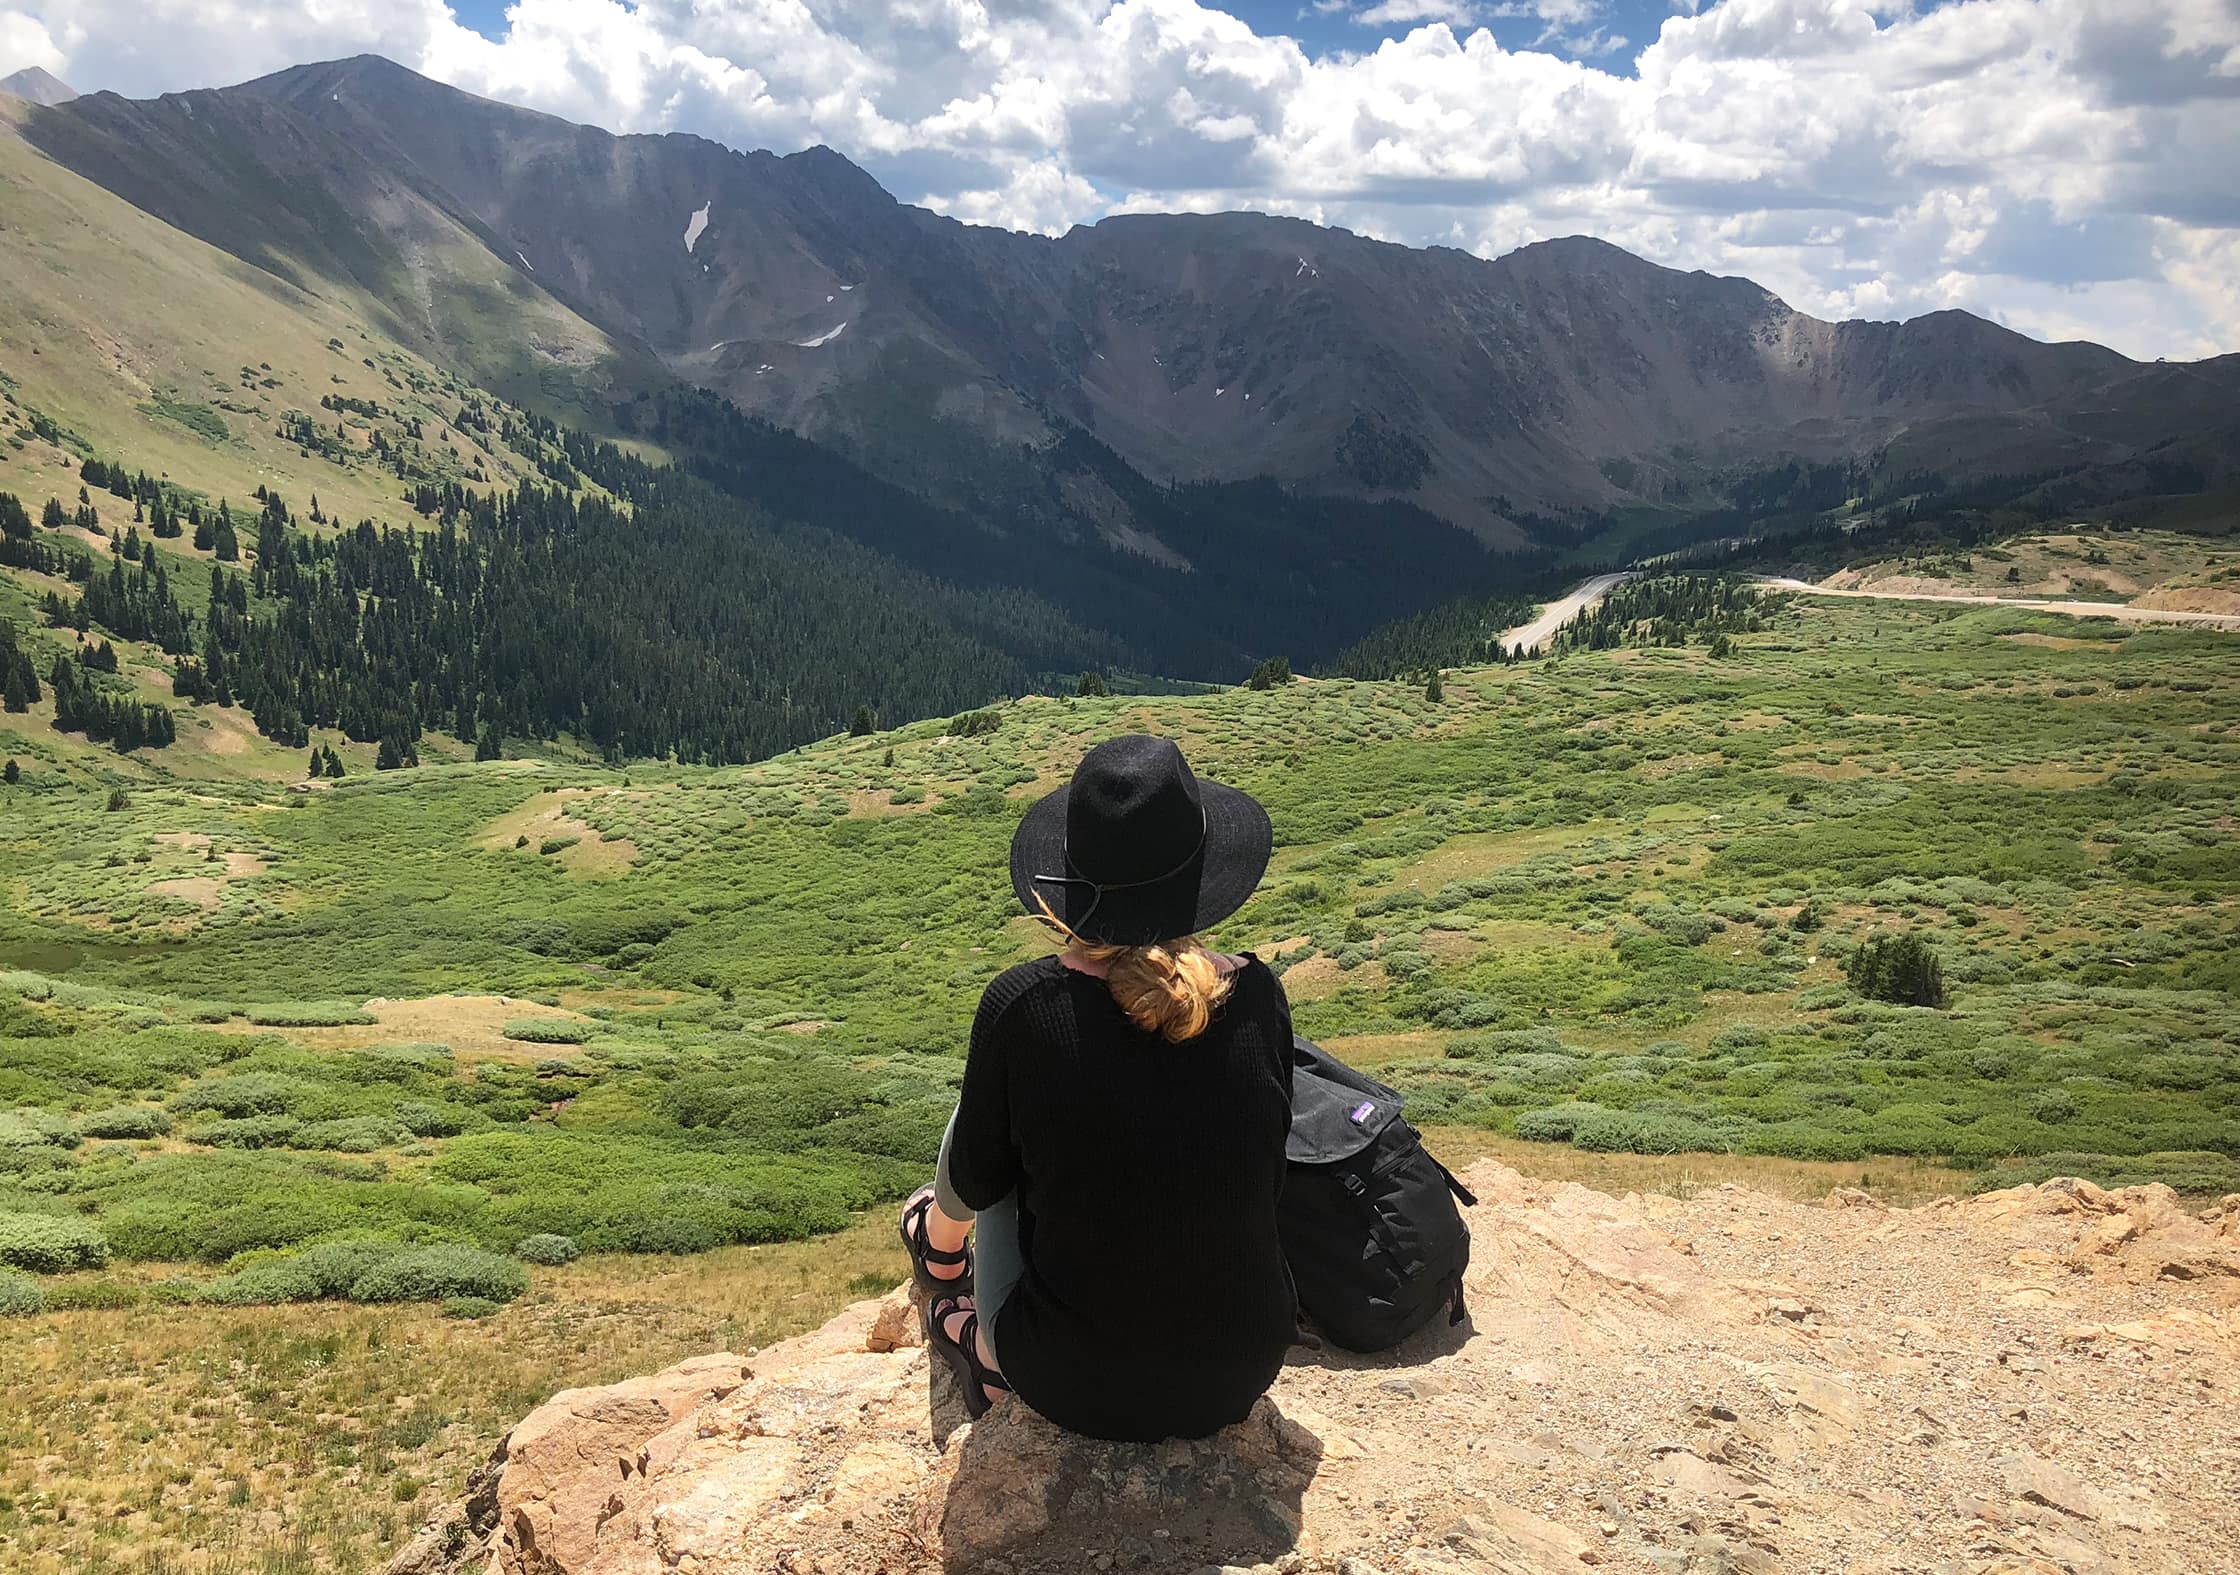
(1064, 736, 1204, 884)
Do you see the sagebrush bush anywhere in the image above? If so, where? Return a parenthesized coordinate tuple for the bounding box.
(0, 1211, 111, 1272)
(75, 1105, 173, 1140)
(348, 1245, 528, 1304)
(293, 1117, 403, 1153)
(0, 1108, 81, 1149)
(1570, 1111, 1734, 1156)
(43, 1279, 141, 1311)
(513, 1232, 580, 1265)
(170, 1074, 307, 1119)
(442, 1295, 504, 1319)
(0, 1266, 44, 1317)
(242, 1003, 377, 1028)
(1511, 1103, 1605, 1143)
(391, 1101, 469, 1138)
(196, 1115, 304, 1149)
(501, 1019, 592, 1045)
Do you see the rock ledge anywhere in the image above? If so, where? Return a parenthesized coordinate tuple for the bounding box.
(390, 1167, 2240, 1575)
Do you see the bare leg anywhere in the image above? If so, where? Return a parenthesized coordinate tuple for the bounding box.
(935, 1295, 1011, 1403)
(922, 1200, 970, 1280)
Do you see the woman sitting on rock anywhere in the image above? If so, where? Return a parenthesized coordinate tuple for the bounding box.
(897, 733, 1297, 1442)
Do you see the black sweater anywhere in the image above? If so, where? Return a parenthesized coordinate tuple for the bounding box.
(943, 954, 1298, 1441)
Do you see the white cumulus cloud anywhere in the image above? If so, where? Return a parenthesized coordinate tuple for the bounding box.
(5, 0, 2236, 357)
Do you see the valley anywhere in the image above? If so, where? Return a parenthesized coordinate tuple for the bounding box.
(3, 584, 2236, 1573)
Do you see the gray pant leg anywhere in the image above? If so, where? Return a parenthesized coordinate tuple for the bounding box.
(933, 1105, 1023, 1363)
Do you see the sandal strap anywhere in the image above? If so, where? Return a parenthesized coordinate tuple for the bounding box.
(902, 1192, 972, 1264)
(931, 1299, 1011, 1399)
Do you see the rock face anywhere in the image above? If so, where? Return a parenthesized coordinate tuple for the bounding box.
(393, 1166, 2240, 1575)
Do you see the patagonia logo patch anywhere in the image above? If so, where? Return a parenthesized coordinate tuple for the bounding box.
(1349, 1100, 1376, 1125)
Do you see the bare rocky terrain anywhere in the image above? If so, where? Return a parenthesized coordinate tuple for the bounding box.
(390, 1166, 2239, 1575)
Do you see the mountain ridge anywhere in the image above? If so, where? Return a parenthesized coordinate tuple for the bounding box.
(29, 52, 2211, 549)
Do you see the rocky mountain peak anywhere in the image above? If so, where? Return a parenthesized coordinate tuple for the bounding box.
(387, 1165, 2240, 1575)
(0, 65, 75, 105)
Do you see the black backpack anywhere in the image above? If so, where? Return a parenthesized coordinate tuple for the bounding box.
(1278, 1035, 1476, 1353)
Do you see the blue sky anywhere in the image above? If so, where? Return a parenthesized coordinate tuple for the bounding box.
(5, 0, 2236, 358)
(436, 0, 1696, 65)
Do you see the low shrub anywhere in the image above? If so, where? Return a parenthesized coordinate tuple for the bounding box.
(513, 1232, 580, 1265)
(394, 1101, 471, 1138)
(0, 1108, 80, 1149)
(0, 1211, 111, 1272)
(1740, 1122, 1871, 1162)
(42, 1278, 142, 1311)
(442, 1295, 504, 1319)
(200, 1241, 525, 1306)
(202, 1241, 383, 1306)
(0, 1267, 44, 1317)
(501, 1019, 592, 1045)
(242, 1003, 377, 1028)
(293, 1117, 403, 1153)
(75, 1105, 173, 1140)
(1570, 1111, 1733, 1156)
(1512, 1103, 1606, 1143)
(197, 1115, 304, 1149)
(170, 1074, 307, 1119)
(348, 1244, 527, 1304)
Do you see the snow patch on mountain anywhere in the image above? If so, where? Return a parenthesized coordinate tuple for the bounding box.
(683, 202, 711, 253)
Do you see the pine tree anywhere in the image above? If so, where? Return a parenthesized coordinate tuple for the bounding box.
(2, 759, 17, 786)
(475, 725, 503, 762)
(1077, 671, 1109, 697)
(41, 497, 67, 530)
(308, 746, 323, 778)
(1424, 669, 1444, 703)
(323, 746, 345, 778)
(849, 704, 876, 736)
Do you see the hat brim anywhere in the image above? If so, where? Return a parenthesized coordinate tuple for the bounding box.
(1009, 777, 1272, 944)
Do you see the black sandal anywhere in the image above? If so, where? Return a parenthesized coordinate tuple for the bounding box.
(898, 1184, 972, 1298)
(925, 1291, 1012, 1419)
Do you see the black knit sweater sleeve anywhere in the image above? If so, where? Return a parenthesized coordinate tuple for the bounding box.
(944, 965, 1034, 1211)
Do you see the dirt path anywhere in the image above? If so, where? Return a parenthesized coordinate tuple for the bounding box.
(1497, 572, 1632, 655)
(1754, 575, 2240, 630)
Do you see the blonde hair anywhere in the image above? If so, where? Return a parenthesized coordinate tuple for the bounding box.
(1033, 896, 1234, 1043)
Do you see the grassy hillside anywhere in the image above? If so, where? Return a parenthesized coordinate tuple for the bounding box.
(0, 99, 641, 536)
(1824, 527, 2240, 613)
(0, 586, 2235, 1570)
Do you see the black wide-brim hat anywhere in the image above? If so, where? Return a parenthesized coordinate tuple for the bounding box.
(1010, 734, 1272, 946)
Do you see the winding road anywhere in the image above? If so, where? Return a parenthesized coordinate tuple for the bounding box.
(1496, 572, 1632, 655)
(1751, 576, 2240, 631)
(1490, 569, 2240, 659)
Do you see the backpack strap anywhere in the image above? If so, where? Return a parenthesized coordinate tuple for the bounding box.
(1433, 1157, 1478, 1208)
(1447, 1269, 1469, 1327)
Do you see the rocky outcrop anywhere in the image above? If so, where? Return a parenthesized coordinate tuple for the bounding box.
(391, 1166, 2240, 1575)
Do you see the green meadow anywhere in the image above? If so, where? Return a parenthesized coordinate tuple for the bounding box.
(0, 587, 2236, 1571)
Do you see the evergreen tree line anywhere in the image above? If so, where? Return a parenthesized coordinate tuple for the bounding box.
(144, 478, 1054, 765)
(1318, 589, 1544, 678)
(47, 656, 176, 750)
(1554, 576, 1780, 653)
(1, 620, 43, 713)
